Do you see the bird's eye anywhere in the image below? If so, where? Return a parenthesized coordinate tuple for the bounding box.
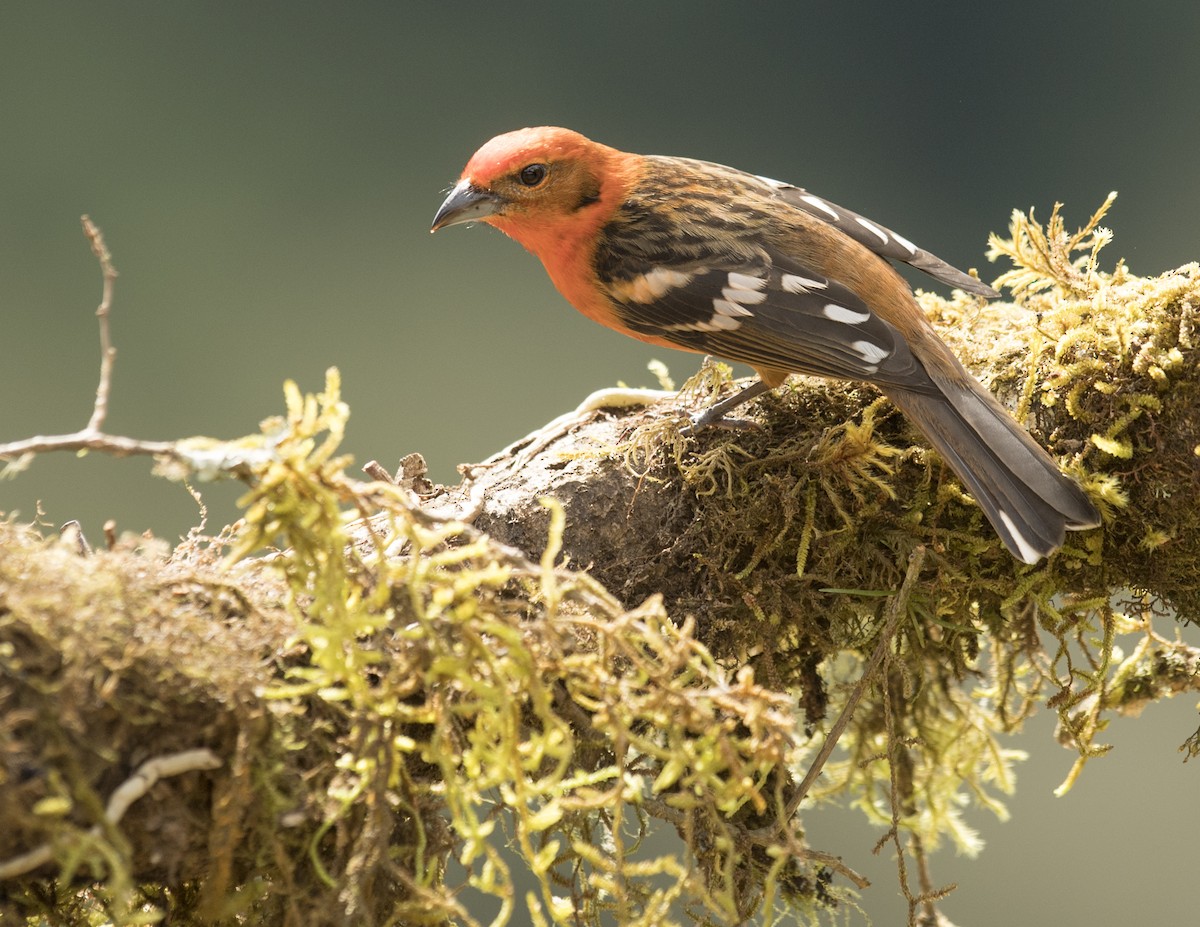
(518, 163, 547, 187)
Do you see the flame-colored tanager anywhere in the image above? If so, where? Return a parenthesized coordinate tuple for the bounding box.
(431, 126, 1099, 563)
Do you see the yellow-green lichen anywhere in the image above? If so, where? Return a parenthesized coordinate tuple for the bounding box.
(599, 195, 1198, 882)
(3, 196, 1198, 926)
(0, 372, 844, 926)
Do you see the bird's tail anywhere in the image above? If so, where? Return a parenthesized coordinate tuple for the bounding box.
(885, 379, 1099, 563)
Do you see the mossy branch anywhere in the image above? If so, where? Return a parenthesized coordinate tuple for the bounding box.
(2, 201, 1198, 926)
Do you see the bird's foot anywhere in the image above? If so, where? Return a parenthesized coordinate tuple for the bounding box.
(680, 409, 764, 437)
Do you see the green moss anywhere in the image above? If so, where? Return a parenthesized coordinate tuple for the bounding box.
(601, 194, 1200, 875)
(3, 196, 1198, 925)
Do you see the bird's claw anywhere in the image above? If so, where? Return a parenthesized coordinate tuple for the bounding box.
(680, 411, 763, 437)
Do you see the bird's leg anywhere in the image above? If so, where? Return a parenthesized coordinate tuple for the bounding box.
(682, 378, 773, 434)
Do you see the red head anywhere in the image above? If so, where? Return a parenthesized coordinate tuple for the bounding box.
(431, 127, 639, 259)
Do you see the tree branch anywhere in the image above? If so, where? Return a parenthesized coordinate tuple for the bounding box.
(2, 202, 1198, 927)
(0, 217, 181, 471)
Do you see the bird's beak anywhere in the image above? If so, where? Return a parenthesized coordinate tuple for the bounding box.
(430, 179, 503, 232)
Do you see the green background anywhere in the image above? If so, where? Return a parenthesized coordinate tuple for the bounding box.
(2, 2, 1196, 923)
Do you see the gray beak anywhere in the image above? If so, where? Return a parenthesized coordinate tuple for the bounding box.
(430, 179, 503, 232)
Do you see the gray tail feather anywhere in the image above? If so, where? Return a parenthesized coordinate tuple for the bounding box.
(886, 381, 1100, 563)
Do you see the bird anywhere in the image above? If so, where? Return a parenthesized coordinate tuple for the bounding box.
(430, 126, 1100, 563)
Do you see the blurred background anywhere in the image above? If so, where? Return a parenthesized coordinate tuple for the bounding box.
(2, 2, 1196, 923)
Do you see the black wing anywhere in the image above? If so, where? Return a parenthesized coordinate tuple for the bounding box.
(608, 252, 938, 394)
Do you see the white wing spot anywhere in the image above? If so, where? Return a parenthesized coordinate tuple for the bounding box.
(723, 286, 767, 304)
(997, 511, 1043, 564)
(822, 303, 871, 324)
(713, 298, 753, 318)
(854, 217, 890, 245)
(780, 273, 828, 294)
(623, 267, 693, 302)
(800, 194, 840, 220)
(723, 272, 768, 305)
(755, 173, 788, 189)
(727, 271, 768, 291)
(851, 340, 890, 364)
(890, 231, 918, 255)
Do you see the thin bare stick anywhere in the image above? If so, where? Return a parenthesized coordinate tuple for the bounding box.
(879, 637, 956, 925)
(782, 544, 926, 822)
(800, 846, 871, 890)
(83, 215, 118, 433)
(740, 546, 925, 894)
(0, 748, 222, 880)
(0, 218, 182, 467)
(0, 432, 178, 461)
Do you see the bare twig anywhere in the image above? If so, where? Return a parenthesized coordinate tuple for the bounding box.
(0, 431, 178, 462)
(783, 545, 927, 822)
(877, 612, 957, 927)
(83, 215, 118, 433)
(362, 460, 395, 484)
(738, 547, 926, 894)
(463, 386, 674, 477)
(0, 217, 182, 467)
(0, 748, 222, 880)
(800, 847, 871, 891)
